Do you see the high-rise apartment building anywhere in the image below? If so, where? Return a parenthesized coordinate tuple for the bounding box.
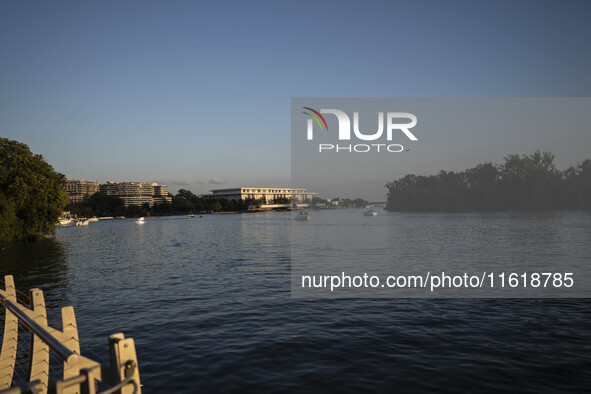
(99, 182, 172, 207)
(153, 185, 171, 205)
(65, 179, 99, 204)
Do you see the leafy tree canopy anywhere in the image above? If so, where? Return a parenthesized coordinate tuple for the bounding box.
(0, 138, 67, 241)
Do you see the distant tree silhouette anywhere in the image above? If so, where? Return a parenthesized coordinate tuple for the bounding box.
(385, 151, 590, 212)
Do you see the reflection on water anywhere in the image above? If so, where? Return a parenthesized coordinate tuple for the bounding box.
(0, 238, 69, 310)
(0, 212, 589, 392)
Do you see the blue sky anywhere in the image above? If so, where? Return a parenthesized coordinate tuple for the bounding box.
(1, 0, 591, 198)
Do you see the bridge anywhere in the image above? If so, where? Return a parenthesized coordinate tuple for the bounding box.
(0, 275, 141, 394)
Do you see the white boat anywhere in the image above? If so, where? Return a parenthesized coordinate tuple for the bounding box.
(364, 209, 378, 216)
(136, 217, 145, 224)
(87, 217, 99, 222)
(295, 211, 310, 221)
(75, 220, 89, 226)
(188, 214, 195, 218)
(58, 218, 72, 226)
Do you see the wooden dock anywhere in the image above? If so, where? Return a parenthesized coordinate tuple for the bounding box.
(0, 275, 141, 394)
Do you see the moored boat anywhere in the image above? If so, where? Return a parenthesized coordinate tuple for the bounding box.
(295, 211, 310, 221)
(57, 218, 72, 226)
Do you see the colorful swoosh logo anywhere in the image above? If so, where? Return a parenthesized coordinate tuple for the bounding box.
(302, 107, 328, 130)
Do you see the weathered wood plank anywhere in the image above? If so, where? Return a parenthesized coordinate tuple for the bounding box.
(28, 288, 49, 393)
(0, 276, 18, 389)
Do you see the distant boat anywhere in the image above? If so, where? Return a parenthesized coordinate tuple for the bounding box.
(188, 214, 195, 218)
(58, 218, 72, 226)
(295, 211, 310, 221)
(75, 220, 89, 226)
(88, 217, 99, 222)
(136, 217, 145, 224)
(364, 209, 378, 216)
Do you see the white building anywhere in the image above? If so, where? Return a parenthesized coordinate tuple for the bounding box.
(204, 187, 316, 205)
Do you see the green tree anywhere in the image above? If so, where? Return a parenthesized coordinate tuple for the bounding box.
(176, 189, 197, 200)
(241, 197, 264, 209)
(126, 204, 148, 218)
(499, 151, 562, 209)
(172, 196, 193, 213)
(311, 197, 327, 206)
(0, 138, 67, 241)
(273, 196, 292, 204)
(210, 199, 222, 212)
(465, 162, 499, 210)
(86, 192, 125, 217)
(352, 198, 368, 208)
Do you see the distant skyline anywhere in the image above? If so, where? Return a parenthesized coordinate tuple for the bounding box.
(2, 1, 591, 200)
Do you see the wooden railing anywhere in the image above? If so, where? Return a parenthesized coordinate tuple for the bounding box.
(0, 275, 141, 394)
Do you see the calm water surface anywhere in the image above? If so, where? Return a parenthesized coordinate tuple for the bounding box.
(1, 210, 590, 392)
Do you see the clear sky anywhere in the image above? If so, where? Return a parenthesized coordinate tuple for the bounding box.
(1, 0, 590, 199)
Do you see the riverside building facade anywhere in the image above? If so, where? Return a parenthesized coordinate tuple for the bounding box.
(99, 182, 172, 207)
(64, 180, 172, 207)
(65, 179, 99, 204)
(204, 187, 315, 205)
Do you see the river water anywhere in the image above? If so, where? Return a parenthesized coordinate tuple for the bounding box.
(1, 210, 590, 392)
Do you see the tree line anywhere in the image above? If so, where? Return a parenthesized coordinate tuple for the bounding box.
(385, 151, 591, 212)
(326, 197, 369, 208)
(67, 190, 373, 218)
(158, 189, 269, 214)
(66, 188, 277, 218)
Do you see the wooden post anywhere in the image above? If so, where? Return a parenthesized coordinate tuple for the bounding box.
(27, 288, 49, 393)
(61, 306, 81, 394)
(108, 334, 141, 394)
(0, 275, 18, 389)
(80, 368, 97, 394)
